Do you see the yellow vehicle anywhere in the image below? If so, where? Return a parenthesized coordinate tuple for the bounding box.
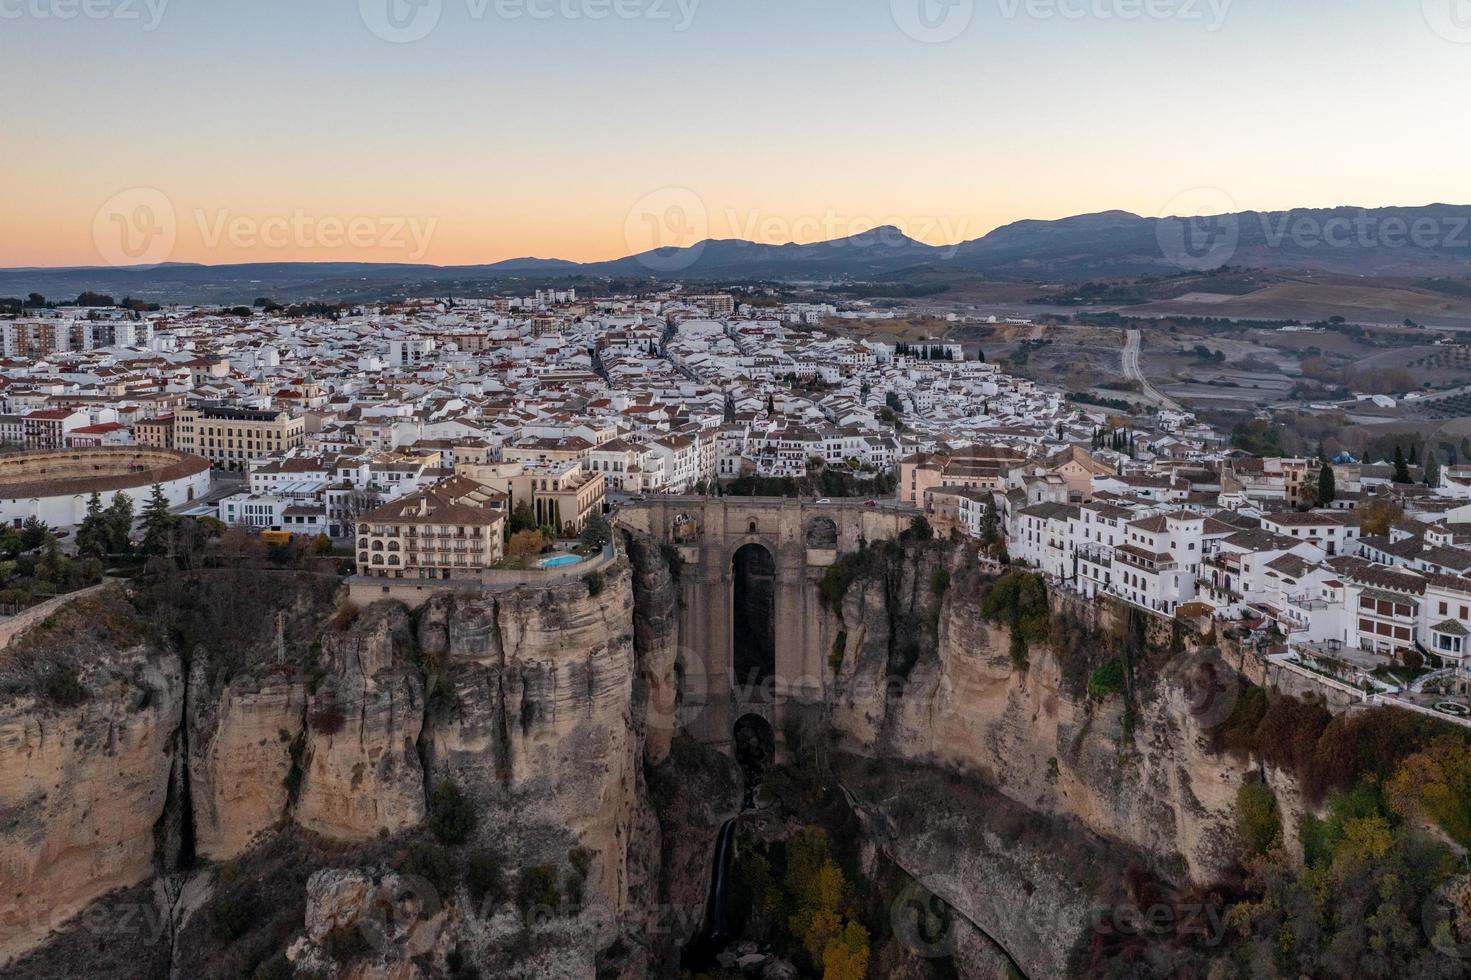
(258, 530, 294, 546)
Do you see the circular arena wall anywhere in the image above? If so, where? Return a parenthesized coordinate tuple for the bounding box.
(0, 447, 211, 529)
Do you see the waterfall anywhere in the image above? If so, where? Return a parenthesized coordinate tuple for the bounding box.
(681, 816, 739, 970)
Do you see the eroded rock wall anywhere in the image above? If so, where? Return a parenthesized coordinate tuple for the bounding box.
(187, 660, 306, 861)
(0, 645, 184, 965)
(417, 562, 651, 924)
(295, 603, 427, 841)
(831, 549, 1248, 886)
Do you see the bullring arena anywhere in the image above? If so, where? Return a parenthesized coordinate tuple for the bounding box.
(0, 447, 211, 529)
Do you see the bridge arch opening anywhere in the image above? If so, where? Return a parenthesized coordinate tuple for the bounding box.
(732, 542, 776, 697)
(805, 516, 838, 549)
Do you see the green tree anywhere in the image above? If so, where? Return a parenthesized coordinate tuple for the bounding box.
(139, 484, 177, 557)
(105, 492, 134, 554)
(906, 515, 934, 541)
(507, 499, 537, 537)
(74, 492, 111, 558)
(981, 497, 999, 546)
(19, 516, 51, 552)
(1424, 452, 1441, 488)
(427, 780, 477, 845)
(1317, 464, 1336, 505)
(579, 511, 612, 551)
(1393, 445, 1412, 484)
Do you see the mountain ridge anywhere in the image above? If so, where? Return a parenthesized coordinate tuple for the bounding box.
(4, 204, 1468, 303)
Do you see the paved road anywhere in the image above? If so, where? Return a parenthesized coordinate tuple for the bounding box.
(1121, 329, 1185, 414)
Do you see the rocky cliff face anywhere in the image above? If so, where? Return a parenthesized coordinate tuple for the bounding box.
(187, 659, 305, 861)
(624, 533, 682, 766)
(295, 603, 428, 842)
(3, 565, 665, 976)
(416, 561, 653, 924)
(4, 536, 1280, 979)
(831, 549, 1247, 887)
(0, 635, 184, 965)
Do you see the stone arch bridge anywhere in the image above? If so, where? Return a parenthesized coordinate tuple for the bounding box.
(616, 497, 914, 751)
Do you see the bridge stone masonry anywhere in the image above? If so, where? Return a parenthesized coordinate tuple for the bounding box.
(615, 496, 914, 753)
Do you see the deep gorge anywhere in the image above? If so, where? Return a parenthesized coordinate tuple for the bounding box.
(2, 532, 1468, 979)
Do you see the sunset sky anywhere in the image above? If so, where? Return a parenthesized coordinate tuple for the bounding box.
(4, 0, 1469, 267)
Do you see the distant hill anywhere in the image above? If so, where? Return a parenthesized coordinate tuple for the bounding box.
(4, 205, 1468, 303)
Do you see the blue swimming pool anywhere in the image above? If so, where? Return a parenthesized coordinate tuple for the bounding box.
(539, 554, 583, 569)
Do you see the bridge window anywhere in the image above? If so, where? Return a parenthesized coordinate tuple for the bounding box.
(733, 543, 776, 696)
(806, 517, 838, 549)
(748, 520, 758, 534)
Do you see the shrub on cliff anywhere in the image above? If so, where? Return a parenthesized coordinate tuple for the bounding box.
(819, 558, 853, 613)
(518, 864, 561, 923)
(1236, 782, 1281, 858)
(330, 602, 360, 632)
(465, 849, 506, 911)
(583, 570, 605, 597)
(904, 515, 934, 542)
(399, 840, 457, 899)
(981, 571, 1049, 671)
(1087, 659, 1125, 701)
(428, 781, 477, 845)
